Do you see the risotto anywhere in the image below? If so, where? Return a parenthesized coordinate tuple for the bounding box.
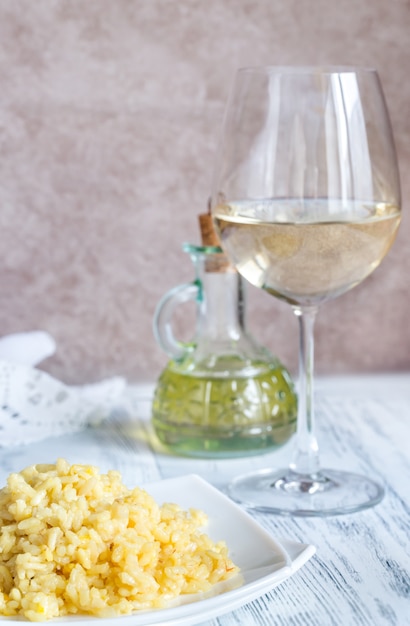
(0, 459, 239, 622)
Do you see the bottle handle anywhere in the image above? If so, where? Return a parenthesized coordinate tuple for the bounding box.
(153, 282, 199, 360)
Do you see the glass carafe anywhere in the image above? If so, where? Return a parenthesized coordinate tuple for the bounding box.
(152, 243, 297, 457)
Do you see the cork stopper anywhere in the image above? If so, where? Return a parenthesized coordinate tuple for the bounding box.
(198, 197, 221, 247)
(198, 212, 220, 247)
(198, 201, 231, 272)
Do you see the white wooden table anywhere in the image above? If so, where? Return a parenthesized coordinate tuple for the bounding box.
(0, 374, 409, 625)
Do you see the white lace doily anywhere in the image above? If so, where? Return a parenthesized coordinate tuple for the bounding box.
(0, 332, 127, 446)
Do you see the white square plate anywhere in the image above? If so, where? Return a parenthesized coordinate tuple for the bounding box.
(0, 474, 315, 624)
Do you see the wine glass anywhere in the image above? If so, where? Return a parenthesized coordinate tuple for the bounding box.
(210, 66, 401, 516)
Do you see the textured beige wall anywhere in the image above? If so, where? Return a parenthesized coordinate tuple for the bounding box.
(0, 0, 409, 384)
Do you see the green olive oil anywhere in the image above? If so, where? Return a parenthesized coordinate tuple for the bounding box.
(152, 358, 297, 458)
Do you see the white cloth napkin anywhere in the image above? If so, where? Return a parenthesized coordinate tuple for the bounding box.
(0, 332, 128, 446)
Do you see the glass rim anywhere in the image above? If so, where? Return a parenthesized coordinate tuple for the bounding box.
(236, 65, 378, 76)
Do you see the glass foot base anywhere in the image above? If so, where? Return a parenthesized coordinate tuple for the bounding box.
(227, 468, 384, 516)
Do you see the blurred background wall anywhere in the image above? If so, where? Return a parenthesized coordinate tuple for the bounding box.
(0, 0, 409, 385)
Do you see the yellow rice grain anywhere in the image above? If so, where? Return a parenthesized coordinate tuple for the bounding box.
(0, 459, 239, 621)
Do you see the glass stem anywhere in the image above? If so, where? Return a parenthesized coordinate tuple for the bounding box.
(290, 305, 320, 477)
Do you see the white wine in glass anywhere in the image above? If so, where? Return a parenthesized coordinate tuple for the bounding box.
(211, 67, 401, 516)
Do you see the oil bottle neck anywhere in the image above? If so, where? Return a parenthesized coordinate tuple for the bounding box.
(197, 269, 246, 341)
